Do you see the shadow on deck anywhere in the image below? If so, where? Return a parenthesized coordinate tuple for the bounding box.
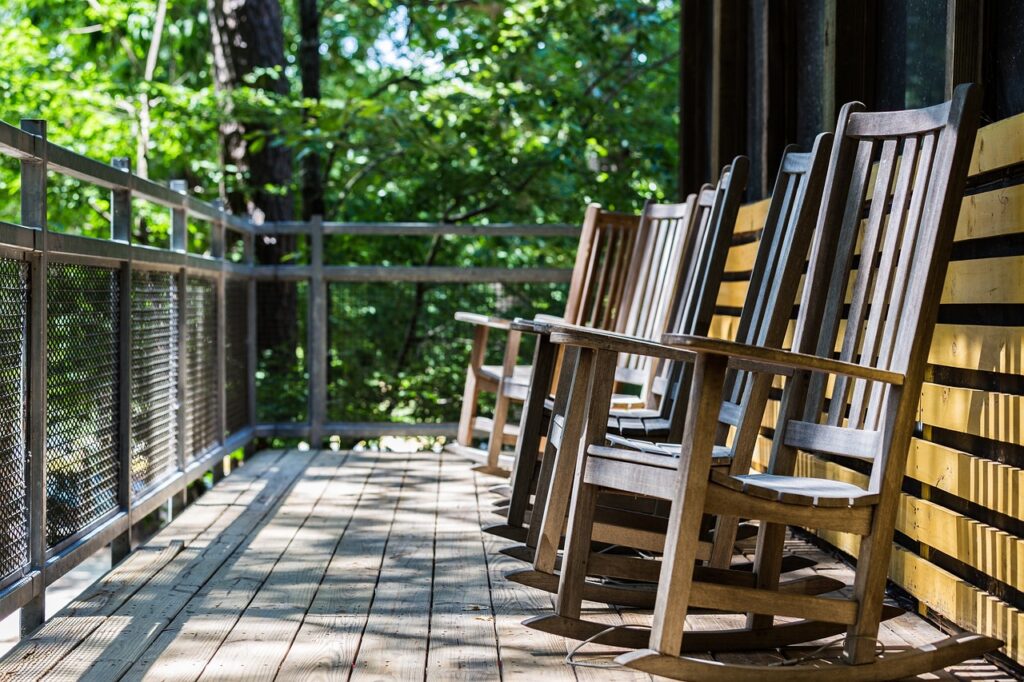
(0, 448, 1011, 680)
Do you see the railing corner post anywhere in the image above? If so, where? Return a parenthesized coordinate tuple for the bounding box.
(21, 119, 48, 636)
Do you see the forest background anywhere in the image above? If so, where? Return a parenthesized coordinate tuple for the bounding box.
(0, 0, 679, 427)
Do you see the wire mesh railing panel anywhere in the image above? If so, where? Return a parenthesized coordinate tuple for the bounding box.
(325, 281, 567, 424)
(224, 277, 249, 435)
(185, 276, 218, 459)
(45, 262, 120, 548)
(0, 258, 28, 582)
(130, 269, 178, 495)
(256, 280, 307, 423)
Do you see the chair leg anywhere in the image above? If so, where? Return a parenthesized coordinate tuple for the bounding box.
(457, 325, 488, 446)
(533, 348, 596, 573)
(650, 354, 728, 657)
(555, 476, 599, 620)
(844, 512, 895, 664)
(552, 349, 618, 618)
(746, 521, 787, 630)
(709, 515, 741, 569)
(507, 335, 557, 528)
(525, 346, 580, 550)
(486, 389, 511, 469)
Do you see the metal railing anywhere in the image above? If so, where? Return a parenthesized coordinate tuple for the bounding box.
(0, 118, 577, 634)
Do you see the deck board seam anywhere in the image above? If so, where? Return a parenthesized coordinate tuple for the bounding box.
(346, 450, 421, 679)
(470, 460, 506, 682)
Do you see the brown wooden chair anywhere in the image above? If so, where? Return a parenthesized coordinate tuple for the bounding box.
(546, 85, 1001, 680)
(450, 204, 644, 475)
(497, 159, 748, 580)
(483, 160, 749, 557)
(512, 134, 839, 610)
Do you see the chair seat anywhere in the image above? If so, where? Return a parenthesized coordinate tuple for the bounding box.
(710, 470, 879, 507)
(591, 441, 734, 465)
(480, 364, 534, 384)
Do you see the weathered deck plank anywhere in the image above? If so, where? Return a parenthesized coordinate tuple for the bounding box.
(425, 451, 501, 679)
(0, 450, 292, 681)
(276, 450, 408, 678)
(349, 451, 440, 680)
(0, 448, 1010, 682)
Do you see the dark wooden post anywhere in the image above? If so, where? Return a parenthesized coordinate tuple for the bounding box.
(22, 119, 48, 636)
(112, 157, 134, 565)
(946, 0, 983, 98)
(678, 0, 711, 196)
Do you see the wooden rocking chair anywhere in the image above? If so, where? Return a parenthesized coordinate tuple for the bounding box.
(488, 159, 746, 557)
(450, 204, 644, 475)
(510, 137, 834, 615)
(548, 85, 1001, 679)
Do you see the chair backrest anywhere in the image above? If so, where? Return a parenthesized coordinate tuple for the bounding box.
(564, 205, 644, 330)
(644, 158, 749, 433)
(770, 84, 981, 494)
(714, 135, 834, 457)
(611, 197, 699, 387)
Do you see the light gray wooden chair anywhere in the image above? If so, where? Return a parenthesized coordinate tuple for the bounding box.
(451, 204, 644, 475)
(510, 137, 833, 613)
(491, 159, 747, 572)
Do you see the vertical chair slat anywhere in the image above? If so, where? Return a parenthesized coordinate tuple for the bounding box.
(849, 135, 920, 427)
(828, 137, 899, 427)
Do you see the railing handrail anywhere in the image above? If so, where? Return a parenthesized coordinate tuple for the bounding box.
(0, 120, 252, 234)
(257, 221, 580, 237)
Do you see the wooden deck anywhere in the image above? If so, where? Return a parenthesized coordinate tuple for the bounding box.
(0, 448, 1012, 680)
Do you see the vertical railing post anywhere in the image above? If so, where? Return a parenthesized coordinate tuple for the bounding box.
(170, 180, 188, 514)
(212, 204, 227, 481)
(245, 228, 257, 455)
(21, 119, 48, 636)
(111, 157, 133, 565)
(308, 216, 326, 448)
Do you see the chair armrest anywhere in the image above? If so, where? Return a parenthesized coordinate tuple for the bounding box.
(453, 311, 513, 331)
(509, 315, 568, 334)
(548, 326, 696, 363)
(661, 334, 905, 386)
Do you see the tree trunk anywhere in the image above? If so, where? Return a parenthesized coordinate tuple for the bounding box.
(297, 0, 325, 220)
(208, 0, 296, 354)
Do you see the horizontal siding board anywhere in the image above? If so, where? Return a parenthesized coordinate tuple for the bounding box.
(957, 183, 1024, 242)
(919, 383, 1023, 448)
(908, 439, 1024, 524)
(929, 324, 1024, 374)
(969, 111, 1024, 176)
(942, 256, 1024, 305)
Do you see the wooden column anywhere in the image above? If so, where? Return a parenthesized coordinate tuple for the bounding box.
(710, 0, 747, 179)
(678, 0, 711, 196)
(21, 119, 48, 636)
(946, 0, 983, 98)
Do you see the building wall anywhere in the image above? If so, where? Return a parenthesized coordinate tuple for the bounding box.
(682, 0, 1024, 668)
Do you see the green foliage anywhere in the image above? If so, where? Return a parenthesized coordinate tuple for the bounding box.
(3, 0, 679, 425)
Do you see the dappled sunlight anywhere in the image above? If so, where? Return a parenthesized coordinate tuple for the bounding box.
(0, 448, 1013, 679)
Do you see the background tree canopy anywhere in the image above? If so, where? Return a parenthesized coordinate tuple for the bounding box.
(0, 0, 679, 427)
